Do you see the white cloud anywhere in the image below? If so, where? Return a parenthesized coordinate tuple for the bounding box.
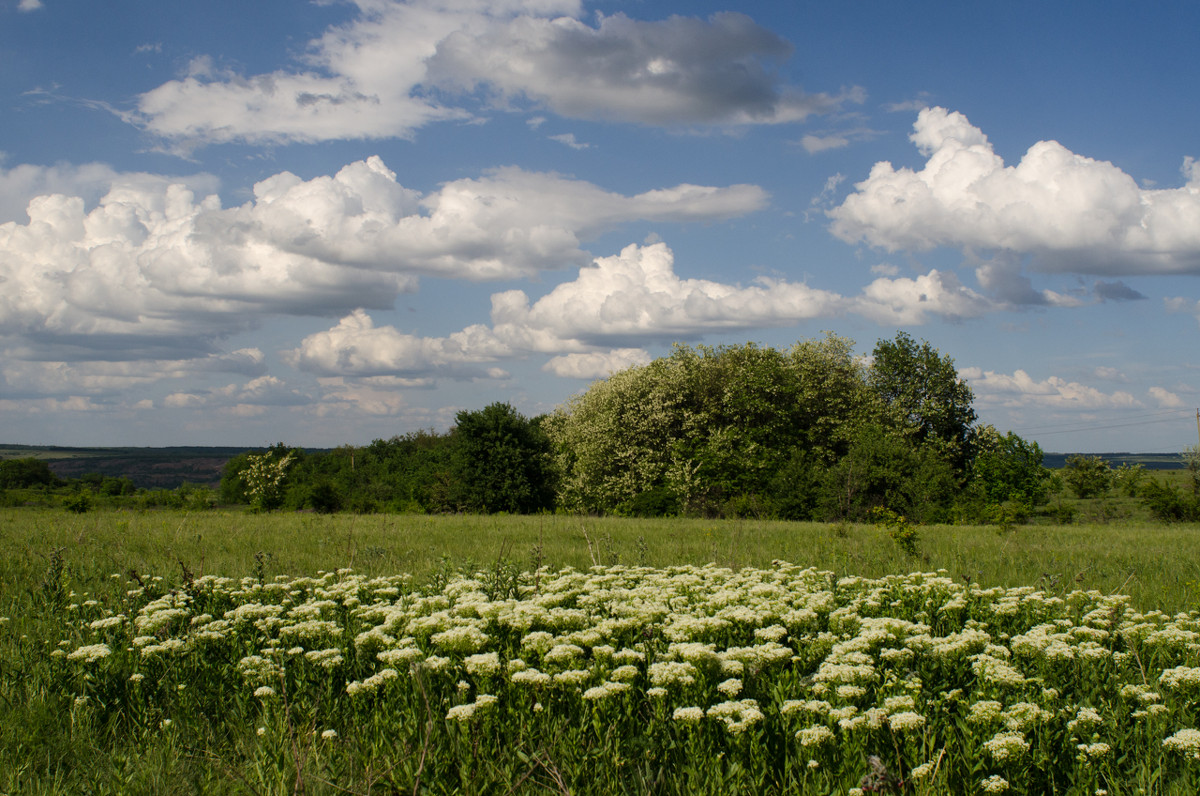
(852, 269, 997, 324)
(0, 349, 266, 399)
(0, 161, 219, 225)
(162, 375, 308, 413)
(288, 237, 1063, 382)
(287, 241, 848, 378)
(132, 2, 854, 147)
(830, 106, 1200, 275)
(1149, 386, 1184, 408)
(284, 308, 511, 377)
(491, 242, 845, 348)
(1165, 296, 1200, 328)
(543, 348, 651, 379)
(17, 0, 44, 11)
(797, 127, 878, 155)
(962, 367, 1141, 410)
(799, 134, 849, 154)
(0, 396, 103, 415)
(0, 157, 762, 360)
(1092, 366, 1128, 383)
(549, 133, 590, 150)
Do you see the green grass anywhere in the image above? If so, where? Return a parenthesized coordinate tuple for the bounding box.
(3, 508, 1199, 614)
(3, 507, 1200, 794)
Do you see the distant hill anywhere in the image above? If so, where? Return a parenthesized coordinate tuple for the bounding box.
(2, 445, 1188, 492)
(1042, 452, 1186, 470)
(0, 445, 271, 490)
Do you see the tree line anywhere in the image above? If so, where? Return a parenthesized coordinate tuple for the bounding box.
(217, 333, 1063, 523)
(7, 332, 1195, 522)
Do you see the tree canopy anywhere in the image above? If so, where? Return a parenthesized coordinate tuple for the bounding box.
(211, 332, 1047, 522)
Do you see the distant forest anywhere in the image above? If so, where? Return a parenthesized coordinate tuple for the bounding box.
(0, 445, 1184, 495)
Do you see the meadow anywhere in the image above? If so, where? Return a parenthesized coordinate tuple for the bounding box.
(2, 508, 1200, 794)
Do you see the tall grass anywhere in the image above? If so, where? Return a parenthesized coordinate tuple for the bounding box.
(3, 509, 1198, 613)
(2, 507, 1199, 794)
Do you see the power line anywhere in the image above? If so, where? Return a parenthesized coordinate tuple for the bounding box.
(1018, 415, 1188, 438)
(1009, 408, 1191, 437)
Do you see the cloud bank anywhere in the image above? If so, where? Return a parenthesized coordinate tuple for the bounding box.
(830, 107, 1200, 275)
(0, 157, 763, 361)
(133, 1, 857, 148)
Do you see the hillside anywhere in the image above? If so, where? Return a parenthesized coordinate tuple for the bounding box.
(0, 445, 269, 490)
(2, 444, 1188, 493)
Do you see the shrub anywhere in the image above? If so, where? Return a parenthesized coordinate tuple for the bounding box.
(1062, 455, 1113, 499)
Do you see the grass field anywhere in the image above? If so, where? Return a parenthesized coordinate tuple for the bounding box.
(3, 508, 1200, 794)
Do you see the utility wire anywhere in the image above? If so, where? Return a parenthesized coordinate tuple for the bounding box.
(1009, 408, 1191, 437)
(1019, 415, 1187, 438)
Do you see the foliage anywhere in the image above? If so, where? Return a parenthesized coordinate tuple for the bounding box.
(1062, 455, 1114, 499)
(449, 402, 556, 514)
(818, 423, 958, 523)
(547, 336, 876, 516)
(868, 332, 977, 477)
(239, 447, 298, 511)
(871, 506, 920, 555)
(62, 489, 92, 514)
(968, 425, 1050, 505)
(0, 457, 58, 489)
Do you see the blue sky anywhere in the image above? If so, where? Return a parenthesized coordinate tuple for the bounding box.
(2, 0, 1199, 453)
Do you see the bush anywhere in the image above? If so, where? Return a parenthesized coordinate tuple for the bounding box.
(1141, 478, 1200, 522)
(63, 490, 92, 514)
(1062, 455, 1113, 499)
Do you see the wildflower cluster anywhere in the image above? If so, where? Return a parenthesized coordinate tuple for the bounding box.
(53, 563, 1200, 793)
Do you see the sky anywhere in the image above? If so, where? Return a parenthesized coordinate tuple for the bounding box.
(2, 0, 1199, 453)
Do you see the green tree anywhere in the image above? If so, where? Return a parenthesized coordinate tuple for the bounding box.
(1061, 455, 1113, 499)
(819, 423, 958, 523)
(869, 332, 976, 477)
(967, 425, 1051, 506)
(450, 402, 555, 514)
(546, 336, 873, 516)
(0, 457, 58, 489)
(239, 447, 299, 511)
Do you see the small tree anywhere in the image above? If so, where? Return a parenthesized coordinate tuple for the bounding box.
(240, 449, 297, 511)
(450, 403, 555, 514)
(1062, 455, 1113, 499)
(968, 425, 1051, 506)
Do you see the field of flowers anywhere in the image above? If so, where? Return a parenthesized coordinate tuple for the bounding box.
(35, 560, 1200, 794)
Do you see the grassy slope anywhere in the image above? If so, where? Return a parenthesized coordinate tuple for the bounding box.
(3, 508, 1198, 614)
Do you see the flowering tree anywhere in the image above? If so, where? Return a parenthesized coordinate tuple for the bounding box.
(239, 449, 296, 511)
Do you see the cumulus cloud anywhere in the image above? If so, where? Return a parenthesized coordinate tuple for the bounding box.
(132, 2, 853, 147)
(287, 242, 847, 378)
(852, 269, 997, 324)
(1149, 386, 1184, 408)
(543, 348, 651, 379)
(0, 160, 219, 225)
(491, 242, 845, 349)
(284, 309, 512, 378)
(974, 255, 1083, 307)
(17, 0, 44, 11)
(830, 107, 1200, 275)
(0, 349, 266, 399)
(163, 375, 309, 416)
(961, 367, 1141, 410)
(0, 157, 761, 360)
(428, 10, 856, 127)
